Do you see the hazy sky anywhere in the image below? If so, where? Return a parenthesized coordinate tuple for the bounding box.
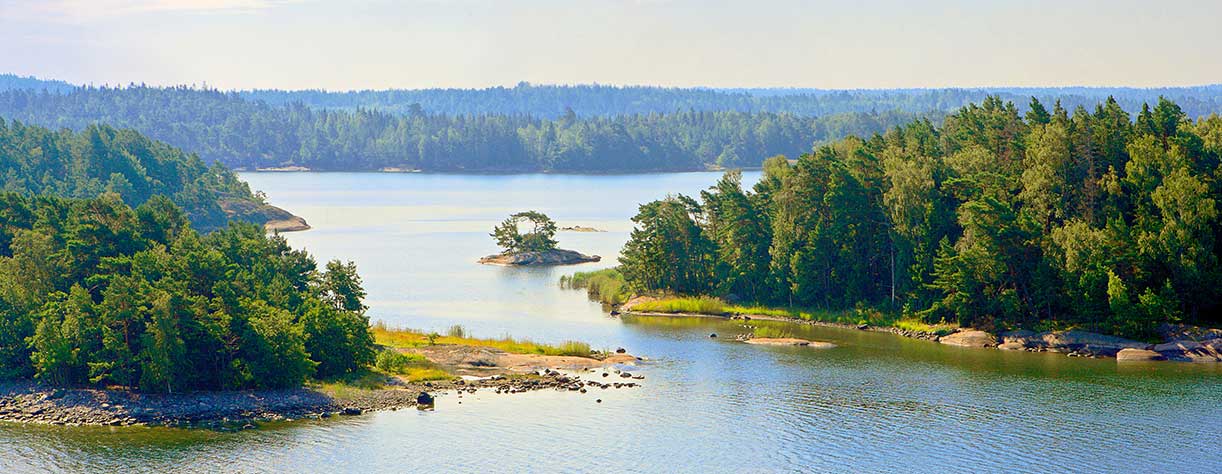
(1, 0, 1220, 91)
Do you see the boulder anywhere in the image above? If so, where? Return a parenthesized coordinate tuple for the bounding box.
(997, 341, 1027, 351)
(1116, 348, 1165, 362)
(939, 330, 998, 348)
(416, 392, 435, 406)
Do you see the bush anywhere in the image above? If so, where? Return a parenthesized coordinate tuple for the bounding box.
(374, 349, 426, 374)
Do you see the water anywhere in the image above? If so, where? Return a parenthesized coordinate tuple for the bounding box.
(2, 172, 1219, 473)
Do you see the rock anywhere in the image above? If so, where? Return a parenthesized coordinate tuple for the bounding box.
(856, 324, 869, 330)
(341, 407, 363, 416)
(1038, 330, 1148, 356)
(615, 347, 626, 354)
(1153, 340, 1204, 352)
(416, 392, 435, 406)
(609, 310, 621, 316)
(939, 330, 998, 348)
(596, 399, 602, 403)
(478, 249, 600, 266)
(1116, 348, 1165, 362)
(997, 341, 1026, 351)
(709, 333, 717, 338)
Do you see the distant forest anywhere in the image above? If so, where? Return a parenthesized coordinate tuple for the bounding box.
(0, 83, 919, 172)
(244, 83, 1222, 120)
(1, 74, 1221, 172)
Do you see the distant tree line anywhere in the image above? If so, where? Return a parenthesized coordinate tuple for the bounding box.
(0, 193, 375, 391)
(619, 97, 1222, 340)
(0, 84, 923, 172)
(242, 82, 1222, 120)
(0, 119, 273, 231)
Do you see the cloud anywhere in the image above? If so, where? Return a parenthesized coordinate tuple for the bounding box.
(0, 0, 299, 22)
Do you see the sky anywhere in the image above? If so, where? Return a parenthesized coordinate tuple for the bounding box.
(1, 0, 1220, 91)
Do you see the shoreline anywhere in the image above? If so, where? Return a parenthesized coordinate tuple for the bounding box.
(0, 344, 644, 429)
(619, 308, 1221, 363)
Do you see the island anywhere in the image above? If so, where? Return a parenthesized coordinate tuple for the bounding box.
(479, 211, 601, 266)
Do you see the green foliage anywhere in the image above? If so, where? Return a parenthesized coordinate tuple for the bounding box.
(620, 97, 1222, 339)
(0, 194, 376, 391)
(374, 349, 427, 374)
(559, 268, 631, 304)
(0, 120, 275, 231)
(0, 83, 933, 172)
(631, 297, 727, 315)
(491, 211, 558, 253)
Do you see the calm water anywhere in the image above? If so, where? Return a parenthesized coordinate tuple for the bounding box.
(2, 172, 1219, 473)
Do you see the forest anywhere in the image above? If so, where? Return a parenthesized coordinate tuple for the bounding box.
(6, 74, 1220, 119)
(0, 119, 279, 231)
(617, 97, 1222, 340)
(246, 83, 1222, 120)
(0, 193, 375, 391)
(0, 84, 917, 172)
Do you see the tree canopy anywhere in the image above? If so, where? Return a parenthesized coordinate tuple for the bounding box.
(0, 119, 278, 231)
(492, 211, 558, 254)
(618, 97, 1222, 340)
(0, 193, 375, 391)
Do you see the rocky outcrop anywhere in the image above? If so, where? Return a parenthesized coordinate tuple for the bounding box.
(478, 249, 600, 266)
(998, 330, 1149, 357)
(264, 215, 311, 233)
(220, 200, 311, 233)
(939, 330, 998, 348)
(0, 366, 642, 428)
(1116, 348, 1165, 362)
(1152, 339, 1222, 362)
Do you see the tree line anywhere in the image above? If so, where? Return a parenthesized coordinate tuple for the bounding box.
(1, 119, 274, 231)
(0, 193, 375, 391)
(245, 82, 1222, 121)
(619, 97, 1222, 340)
(0, 84, 922, 172)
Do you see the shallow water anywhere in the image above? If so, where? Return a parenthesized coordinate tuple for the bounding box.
(2, 172, 1218, 473)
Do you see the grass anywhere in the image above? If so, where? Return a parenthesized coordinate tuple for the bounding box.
(751, 325, 795, 339)
(559, 268, 632, 305)
(372, 322, 593, 357)
(628, 296, 960, 336)
(631, 296, 727, 315)
(311, 369, 393, 399)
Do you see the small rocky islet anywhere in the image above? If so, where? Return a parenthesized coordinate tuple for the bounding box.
(478, 248, 600, 266)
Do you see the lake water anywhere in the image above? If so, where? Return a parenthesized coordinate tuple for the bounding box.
(2, 172, 1219, 473)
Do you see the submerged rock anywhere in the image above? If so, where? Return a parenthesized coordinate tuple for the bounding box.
(939, 330, 998, 348)
(743, 337, 836, 348)
(478, 249, 600, 266)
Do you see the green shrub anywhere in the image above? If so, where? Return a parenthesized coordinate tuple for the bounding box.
(560, 268, 632, 304)
(374, 350, 426, 374)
